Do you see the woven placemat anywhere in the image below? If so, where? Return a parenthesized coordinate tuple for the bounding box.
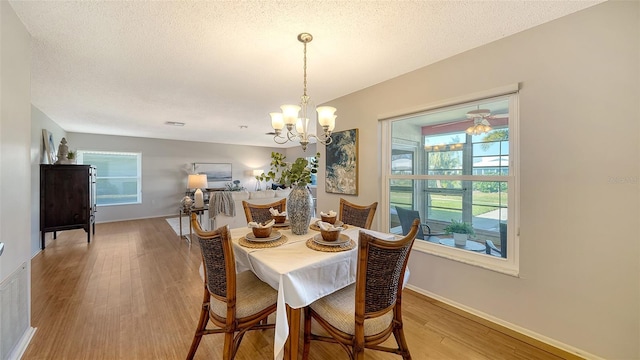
(305, 238, 356, 252)
(239, 235, 288, 248)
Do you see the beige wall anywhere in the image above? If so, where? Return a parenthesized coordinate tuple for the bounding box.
(316, 2, 639, 359)
(1, 0, 33, 356)
(1, 0, 31, 291)
(66, 132, 281, 222)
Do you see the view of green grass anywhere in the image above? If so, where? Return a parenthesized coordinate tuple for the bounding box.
(391, 189, 507, 218)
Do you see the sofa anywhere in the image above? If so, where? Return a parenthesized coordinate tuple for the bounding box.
(208, 188, 292, 230)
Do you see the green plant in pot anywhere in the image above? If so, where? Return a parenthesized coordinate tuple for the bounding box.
(256, 152, 319, 187)
(66, 150, 77, 164)
(256, 152, 319, 235)
(444, 219, 475, 246)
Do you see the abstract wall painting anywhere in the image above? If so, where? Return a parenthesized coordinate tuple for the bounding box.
(325, 129, 358, 195)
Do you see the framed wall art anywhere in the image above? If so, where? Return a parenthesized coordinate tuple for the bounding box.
(42, 129, 57, 164)
(193, 163, 232, 187)
(325, 128, 358, 195)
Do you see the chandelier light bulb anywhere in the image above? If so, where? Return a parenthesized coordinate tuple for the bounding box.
(270, 113, 284, 130)
(281, 105, 301, 126)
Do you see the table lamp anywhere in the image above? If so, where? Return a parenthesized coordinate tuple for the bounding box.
(187, 174, 208, 208)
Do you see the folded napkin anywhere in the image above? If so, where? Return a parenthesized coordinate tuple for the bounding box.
(316, 220, 344, 231)
(269, 207, 287, 216)
(320, 210, 337, 217)
(248, 219, 275, 228)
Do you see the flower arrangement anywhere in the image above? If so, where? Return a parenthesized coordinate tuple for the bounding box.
(256, 152, 319, 187)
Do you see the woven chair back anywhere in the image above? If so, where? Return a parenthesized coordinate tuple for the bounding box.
(242, 198, 286, 224)
(339, 198, 378, 229)
(357, 219, 419, 315)
(191, 215, 233, 299)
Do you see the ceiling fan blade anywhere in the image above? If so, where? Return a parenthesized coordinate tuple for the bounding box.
(487, 113, 509, 119)
(432, 119, 469, 127)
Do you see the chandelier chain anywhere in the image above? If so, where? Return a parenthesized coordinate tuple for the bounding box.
(303, 41, 308, 98)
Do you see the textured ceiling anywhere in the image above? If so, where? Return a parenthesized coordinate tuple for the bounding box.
(10, 0, 603, 148)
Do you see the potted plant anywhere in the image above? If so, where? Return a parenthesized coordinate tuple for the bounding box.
(67, 150, 77, 164)
(444, 219, 475, 246)
(256, 152, 319, 234)
(255, 152, 319, 187)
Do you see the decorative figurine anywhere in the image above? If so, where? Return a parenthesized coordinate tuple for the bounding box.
(55, 137, 69, 164)
(181, 196, 193, 210)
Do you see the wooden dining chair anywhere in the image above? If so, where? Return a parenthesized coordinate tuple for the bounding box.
(302, 219, 419, 360)
(339, 198, 378, 229)
(186, 214, 277, 360)
(241, 198, 286, 224)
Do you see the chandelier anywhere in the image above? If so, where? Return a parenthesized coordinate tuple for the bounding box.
(465, 109, 492, 135)
(270, 33, 336, 151)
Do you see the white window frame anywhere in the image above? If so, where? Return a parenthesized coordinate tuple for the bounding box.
(380, 84, 520, 276)
(77, 150, 142, 206)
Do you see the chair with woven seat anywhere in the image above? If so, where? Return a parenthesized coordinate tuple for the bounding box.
(338, 198, 378, 229)
(241, 198, 286, 224)
(395, 206, 446, 241)
(186, 214, 277, 360)
(302, 219, 420, 360)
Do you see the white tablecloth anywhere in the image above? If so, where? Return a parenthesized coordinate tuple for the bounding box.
(230, 223, 363, 360)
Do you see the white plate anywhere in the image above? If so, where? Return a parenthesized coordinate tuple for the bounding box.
(273, 221, 290, 228)
(245, 230, 282, 242)
(309, 221, 347, 231)
(313, 233, 350, 246)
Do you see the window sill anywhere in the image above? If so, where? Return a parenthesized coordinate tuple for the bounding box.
(412, 240, 519, 277)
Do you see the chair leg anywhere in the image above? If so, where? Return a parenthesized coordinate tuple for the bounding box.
(302, 307, 312, 359)
(393, 326, 412, 360)
(222, 332, 235, 360)
(186, 304, 210, 360)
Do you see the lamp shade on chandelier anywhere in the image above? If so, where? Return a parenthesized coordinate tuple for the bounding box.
(465, 109, 493, 135)
(270, 33, 336, 151)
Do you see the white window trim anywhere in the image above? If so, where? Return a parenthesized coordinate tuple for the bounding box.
(380, 85, 520, 276)
(77, 150, 143, 206)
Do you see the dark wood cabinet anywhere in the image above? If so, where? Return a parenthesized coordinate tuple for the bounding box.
(40, 164, 96, 249)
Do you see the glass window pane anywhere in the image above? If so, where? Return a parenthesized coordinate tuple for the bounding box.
(79, 151, 141, 206)
(387, 95, 513, 260)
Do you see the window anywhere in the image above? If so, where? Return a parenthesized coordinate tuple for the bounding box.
(77, 151, 142, 206)
(382, 89, 518, 275)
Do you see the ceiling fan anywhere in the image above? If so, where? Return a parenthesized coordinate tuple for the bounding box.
(429, 108, 508, 130)
(465, 109, 496, 135)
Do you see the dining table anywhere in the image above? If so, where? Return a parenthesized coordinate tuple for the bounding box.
(228, 220, 399, 360)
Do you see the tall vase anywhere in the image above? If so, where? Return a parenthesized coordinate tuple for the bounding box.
(287, 185, 313, 235)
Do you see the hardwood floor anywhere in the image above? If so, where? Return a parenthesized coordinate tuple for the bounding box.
(25, 217, 569, 360)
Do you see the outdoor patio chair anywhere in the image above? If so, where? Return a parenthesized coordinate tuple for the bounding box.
(395, 206, 446, 241)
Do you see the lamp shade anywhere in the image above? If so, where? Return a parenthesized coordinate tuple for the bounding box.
(187, 174, 207, 189)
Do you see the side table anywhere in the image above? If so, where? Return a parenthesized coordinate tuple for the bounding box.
(178, 206, 206, 243)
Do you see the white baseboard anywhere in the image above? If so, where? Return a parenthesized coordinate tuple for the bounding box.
(8, 326, 36, 360)
(405, 284, 604, 360)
